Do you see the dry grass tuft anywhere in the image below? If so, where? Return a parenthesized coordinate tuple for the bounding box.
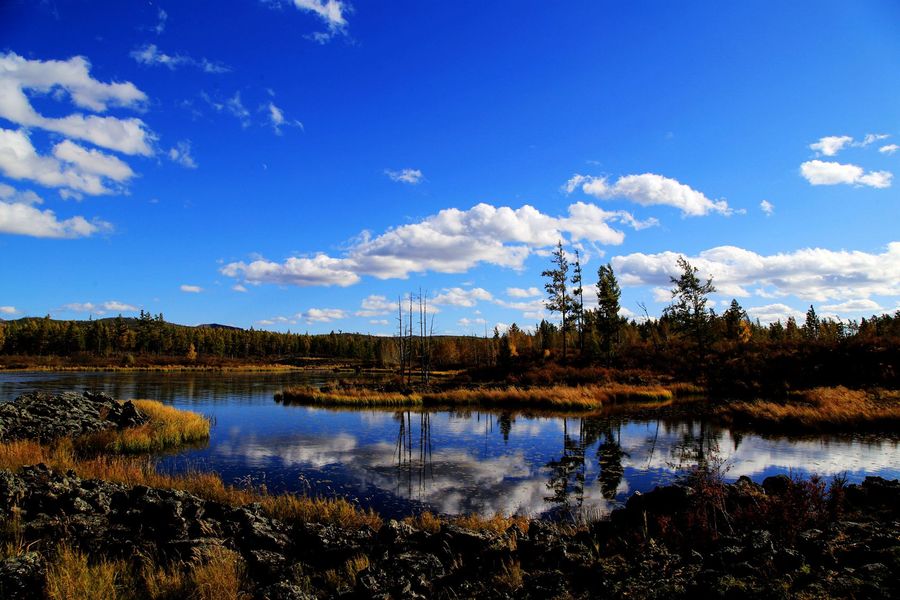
(277, 385, 423, 407)
(189, 547, 249, 600)
(453, 512, 530, 535)
(720, 386, 900, 431)
(77, 400, 210, 454)
(45, 544, 128, 600)
(404, 511, 443, 534)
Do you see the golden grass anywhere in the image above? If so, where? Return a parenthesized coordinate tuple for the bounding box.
(45, 544, 128, 600)
(276, 386, 423, 407)
(720, 386, 900, 431)
(0, 438, 381, 530)
(278, 382, 684, 411)
(77, 400, 210, 454)
(2, 364, 302, 373)
(189, 547, 250, 600)
(404, 511, 531, 536)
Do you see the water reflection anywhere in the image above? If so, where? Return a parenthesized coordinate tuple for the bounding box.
(2, 371, 898, 519)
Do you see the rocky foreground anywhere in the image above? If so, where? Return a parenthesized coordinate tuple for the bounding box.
(0, 464, 897, 599)
(0, 391, 146, 441)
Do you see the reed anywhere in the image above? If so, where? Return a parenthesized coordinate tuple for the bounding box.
(719, 386, 900, 431)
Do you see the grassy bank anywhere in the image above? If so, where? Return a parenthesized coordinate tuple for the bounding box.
(0, 437, 381, 530)
(77, 400, 210, 454)
(276, 382, 702, 410)
(717, 386, 900, 431)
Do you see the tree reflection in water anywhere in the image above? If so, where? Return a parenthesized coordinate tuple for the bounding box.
(394, 410, 434, 499)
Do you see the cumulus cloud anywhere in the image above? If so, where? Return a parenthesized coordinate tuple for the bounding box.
(612, 243, 900, 303)
(385, 168, 423, 184)
(130, 44, 230, 74)
(168, 140, 197, 169)
(301, 308, 347, 323)
(232, 284, 247, 293)
(221, 202, 646, 288)
(432, 287, 492, 307)
(355, 294, 393, 317)
(506, 287, 541, 298)
(180, 284, 202, 293)
(0, 183, 110, 238)
(809, 135, 853, 157)
(565, 172, 732, 216)
(760, 200, 774, 216)
(0, 52, 152, 156)
(0, 306, 19, 315)
(799, 160, 892, 188)
(0, 129, 132, 195)
(879, 144, 899, 155)
(458, 317, 486, 329)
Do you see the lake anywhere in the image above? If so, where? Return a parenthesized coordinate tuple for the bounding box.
(2, 370, 898, 520)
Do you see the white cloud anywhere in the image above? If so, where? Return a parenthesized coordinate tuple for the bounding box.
(612, 242, 900, 303)
(760, 200, 774, 216)
(566, 172, 732, 216)
(821, 299, 883, 313)
(286, 0, 349, 42)
(355, 294, 393, 317)
(130, 44, 230, 74)
(800, 160, 892, 188)
(52, 139, 133, 181)
(168, 140, 197, 169)
(432, 287, 492, 307)
(385, 168, 424, 184)
(0, 128, 130, 195)
(180, 284, 202, 293)
(879, 144, 899, 155)
(0, 184, 109, 238)
(301, 308, 347, 323)
(0, 52, 152, 156)
(232, 284, 247, 292)
(809, 135, 853, 156)
(102, 300, 138, 312)
(506, 286, 541, 298)
(369, 319, 389, 326)
(222, 201, 645, 288)
(746, 303, 804, 325)
(61, 300, 135, 315)
(0, 306, 18, 315)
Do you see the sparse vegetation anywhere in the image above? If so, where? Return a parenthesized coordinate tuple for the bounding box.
(718, 386, 900, 431)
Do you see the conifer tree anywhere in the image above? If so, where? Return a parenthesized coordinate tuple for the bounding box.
(542, 241, 573, 359)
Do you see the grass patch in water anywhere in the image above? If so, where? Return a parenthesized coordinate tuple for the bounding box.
(76, 400, 210, 454)
(719, 386, 900, 431)
(277, 382, 686, 410)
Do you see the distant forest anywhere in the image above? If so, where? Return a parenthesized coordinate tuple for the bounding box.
(2, 253, 898, 393)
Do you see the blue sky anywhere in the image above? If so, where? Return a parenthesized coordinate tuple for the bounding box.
(1, 1, 899, 334)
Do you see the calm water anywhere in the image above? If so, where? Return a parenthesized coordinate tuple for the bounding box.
(2, 371, 898, 520)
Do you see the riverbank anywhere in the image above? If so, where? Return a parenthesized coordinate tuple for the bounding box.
(1, 464, 897, 598)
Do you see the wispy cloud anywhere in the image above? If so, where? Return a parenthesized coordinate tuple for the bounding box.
(385, 168, 423, 184)
(131, 44, 230, 74)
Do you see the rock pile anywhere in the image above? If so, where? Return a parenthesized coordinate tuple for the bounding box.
(0, 391, 146, 441)
(0, 464, 897, 599)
